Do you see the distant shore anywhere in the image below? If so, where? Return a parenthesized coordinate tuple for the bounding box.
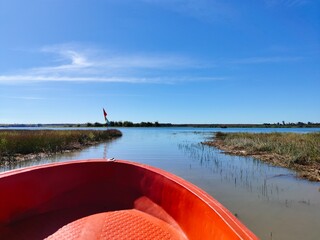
(1, 121, 320, 128)
(204, 132, 320, 181)
(0, 129, 122, 164)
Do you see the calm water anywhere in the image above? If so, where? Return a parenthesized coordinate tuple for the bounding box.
(1, 127, 320, 240)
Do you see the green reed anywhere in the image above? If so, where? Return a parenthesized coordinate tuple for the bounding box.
(0, 129, 122, 157)
(214, 132, 320, 165)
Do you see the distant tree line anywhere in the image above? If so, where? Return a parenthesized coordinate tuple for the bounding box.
(84, 121, 320, 128)
(263, 121, 320, 128)
(1, 121, 320, 128)
(86, 121, 171, 127)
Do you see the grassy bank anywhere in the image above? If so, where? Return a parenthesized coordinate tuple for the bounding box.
(0, 129, 122, 163)
(204, 132, 320, 181)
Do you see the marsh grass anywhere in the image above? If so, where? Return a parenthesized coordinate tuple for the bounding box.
(0, 129, 122, 158)
(214, 132, 320, 165)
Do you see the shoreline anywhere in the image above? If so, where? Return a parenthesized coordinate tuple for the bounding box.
(2, 123, 320, 128)
(1, 140, 106, 165)
(0, 129, 122, 165)
(204, 133, 320, 182)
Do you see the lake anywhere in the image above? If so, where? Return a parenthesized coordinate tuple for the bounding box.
(1, 127, 320, 240)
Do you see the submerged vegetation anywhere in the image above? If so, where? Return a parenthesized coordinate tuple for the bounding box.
(0, 129, 122, 164)
(205, 132, 320, 181)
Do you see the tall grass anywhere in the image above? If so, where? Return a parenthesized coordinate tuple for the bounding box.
(214, 132, 320, 165)
(0, 129, 122, 157)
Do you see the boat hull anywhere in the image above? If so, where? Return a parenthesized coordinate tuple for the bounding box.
(0, 159, 257, 239)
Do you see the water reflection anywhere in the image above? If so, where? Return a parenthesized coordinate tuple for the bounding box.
(178, 141, 318, 209)
(1, 150, 84, 172)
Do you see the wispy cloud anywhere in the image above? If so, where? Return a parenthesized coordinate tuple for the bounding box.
(39, 44, 193, 70)
(0, 75, 153, 83)
(0, 44, 304, 84)
(0, 44, 221, 84)
(0, 96, 45, 100)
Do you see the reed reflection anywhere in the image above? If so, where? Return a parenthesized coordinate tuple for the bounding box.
(178, 142, 316, 208)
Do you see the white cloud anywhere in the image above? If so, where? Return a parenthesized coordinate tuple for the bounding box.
(0, 75, 225, 84)
(0, 96, 45, 100)
(0, 44, 221, 84)
(0, 44, 303, 84)
(0, 75, 148, 83)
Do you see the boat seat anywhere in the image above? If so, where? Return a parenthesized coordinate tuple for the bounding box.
(46, 209, 185, 240)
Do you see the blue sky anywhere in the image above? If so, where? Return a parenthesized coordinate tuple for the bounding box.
(0, 0, 319, 124)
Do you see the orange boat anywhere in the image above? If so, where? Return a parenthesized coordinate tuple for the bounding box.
(0, 159, 257, 239)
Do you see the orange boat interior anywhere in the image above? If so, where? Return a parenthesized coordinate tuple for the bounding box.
(0, 160, 257, 239)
